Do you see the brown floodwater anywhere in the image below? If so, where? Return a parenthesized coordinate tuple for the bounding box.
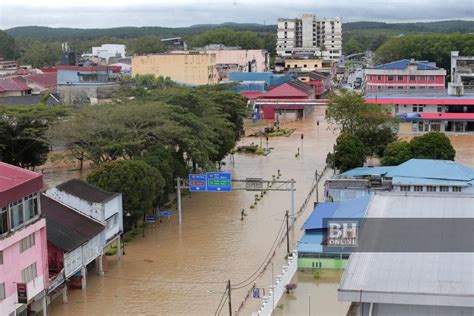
(46, 109, 474, 316)
(47, 107, 338, 316)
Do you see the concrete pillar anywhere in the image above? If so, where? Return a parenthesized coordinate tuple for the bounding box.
(98, 254, 104, 276)
(81, 266, 87, 289)
(62, 286, 68, 304)
(116, 235, 122, 260)
(42, 295, 48, 316)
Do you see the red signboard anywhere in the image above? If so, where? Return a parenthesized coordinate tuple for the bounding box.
(17, 283, 27, 304)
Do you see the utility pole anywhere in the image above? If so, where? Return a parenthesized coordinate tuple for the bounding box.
(227, 280, 232, 316)
(176, 177, 182, 225)
(285, 210, 290, 256)
(290, 178, 295, 225)
(315, 170, 319, 203)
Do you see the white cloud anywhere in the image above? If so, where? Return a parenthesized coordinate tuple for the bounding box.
(0, 0, 472, 29)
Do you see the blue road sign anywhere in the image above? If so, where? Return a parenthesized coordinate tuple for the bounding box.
(206, 172, 232, 192)
(157, 210, 172, 217)
(252, 288, 260, 298)
(189, 174, 207, 192)
(145, 215, 156, 223)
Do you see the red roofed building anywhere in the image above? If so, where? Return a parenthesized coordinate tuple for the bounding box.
(365, 94, 474, 133)
(25, 73, 57, 94)
(0, 163, 49, 316)
(0, 77, 32, 97)
(252, 81, 317, 120)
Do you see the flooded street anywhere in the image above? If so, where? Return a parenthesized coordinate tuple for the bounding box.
(48, 107, 339, 316)
(46, 108, 474, 316)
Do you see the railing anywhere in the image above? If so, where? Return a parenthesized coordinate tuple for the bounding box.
(251, 251, 298, 316)
(48, 268, 65, 294)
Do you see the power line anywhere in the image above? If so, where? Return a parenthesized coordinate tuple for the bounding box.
(231, 218, 287, 290)
(214, 287, 228, 316)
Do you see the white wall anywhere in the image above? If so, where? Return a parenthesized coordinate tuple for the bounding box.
(46, 188, 104, 222)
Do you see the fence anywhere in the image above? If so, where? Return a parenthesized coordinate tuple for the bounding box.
(251, 251, 298, 316)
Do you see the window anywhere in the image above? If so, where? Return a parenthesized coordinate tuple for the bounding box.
(452, 186, 462, 192)
(397, 75, 404, 80)
(429, 86, 435, 90)
(440, 186, 449, 192)
(21, 262, 37, 283)
(418, 75, 425, 80)
(398, 86, 404, 90)
(0, 207, 7, 235)
(410, 86, 416, 90)
(410, 75, 416, 81)
(303, 64, 307, 68)
(429, 75, 435, 81)
(24, 194, 38, 221)
(418, 106, 424, 112)
(388, 86, 394, 90)
(377, 75, 382, 80)
(388, 75, 394, 81)
(10, 200, 24, 229)
(0, 283, 4, 301)
(400, 186, 411, 192)
(314, 64, 318, 68)
(413, 106, 418, 112)
(437, 106, 443, 113)
(427, 186, 437, 192)
(414, 186, 423, 192)
(20, 233, 35, 253)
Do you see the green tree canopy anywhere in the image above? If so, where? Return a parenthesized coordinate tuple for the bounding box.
(374, 33, 474, 72)
(326, 90, 395, 157)
(0, 105, 69, 169)
(190, 28, 265, 49)
(87, 160, 160, 229)
(410, 132, 456, 160)
(333, 133, 367, 172)
(132, 35, 168, 55)
(17, 39, 62, 68)
(0, 30, 16, 59)
(381, 140, 413, 166)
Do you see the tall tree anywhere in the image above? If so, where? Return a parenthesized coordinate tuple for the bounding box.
(382, 140, 413, 166)
(0, 105, 69, 169)
(333, 133, 367, 172)
(410, 132, 456, 160)
(87, 160, 160, 230)
(0, 30, 16, 59)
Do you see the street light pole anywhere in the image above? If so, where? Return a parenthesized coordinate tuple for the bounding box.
(286, 210, 290, 257)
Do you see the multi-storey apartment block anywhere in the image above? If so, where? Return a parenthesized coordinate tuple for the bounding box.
(277, 14, 342, 60)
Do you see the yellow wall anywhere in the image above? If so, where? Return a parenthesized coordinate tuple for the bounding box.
(285, 59, 323, 70)
(132, 54, 218, 85)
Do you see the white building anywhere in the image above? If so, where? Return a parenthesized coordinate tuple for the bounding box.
(338, 192, 474, 315)
(91, 44, 126, 62)
(326, 159, 474, 201)
(46, 179, 123, 254)
(277, 14, 342, 60)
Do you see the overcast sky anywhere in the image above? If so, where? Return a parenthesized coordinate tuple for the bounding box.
(1, 0, 473, 29)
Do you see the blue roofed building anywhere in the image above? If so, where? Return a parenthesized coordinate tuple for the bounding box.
(297, 196, 370, 270)
(228, 72, 293, 93)
(364, 58, 446, 92)
(326, 159, 474, 201)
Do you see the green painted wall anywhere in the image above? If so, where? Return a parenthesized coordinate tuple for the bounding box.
(298, 257, 348, 269)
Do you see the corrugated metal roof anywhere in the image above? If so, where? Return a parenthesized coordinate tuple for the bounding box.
(56, 179, 117, 203)
(373, 59, 439, 70)
(297, 233, 323, 253)
(386, 159, 474, 182)
(339, 192, 474, 307)
(41, 194, 105, 252)
(301, 202, 338, 230)
(365, 95, 474, 106)
(391, 176, 470, 186)
(0, 77, 31, 92)
(341, 166, 394, 177)
(333, 195, 370, 218)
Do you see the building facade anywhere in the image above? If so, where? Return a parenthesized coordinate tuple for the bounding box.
(91, 44, 126, 63)
(132, 53, 218, 85)
(46, 179, 123, 254)
(56, 65, 121, 104)
(365, 59, 446, 91)
(277, 14, 342, 60)
(0, 163, 48, 316)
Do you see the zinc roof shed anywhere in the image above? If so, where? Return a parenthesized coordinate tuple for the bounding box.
(385, 159, 474, 182)
(373, 59, 439, 71)
(338, 192, 474, 309)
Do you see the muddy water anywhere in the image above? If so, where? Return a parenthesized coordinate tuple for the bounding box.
(46, 110, 474, 316)
(48, 107, 338, 316)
